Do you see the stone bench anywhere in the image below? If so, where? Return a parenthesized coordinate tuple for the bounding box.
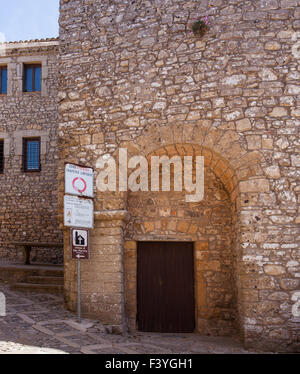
(12, 242, 64, 265)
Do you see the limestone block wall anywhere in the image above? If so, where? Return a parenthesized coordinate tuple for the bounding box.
(0, 40, 63, 263)
(63, 211, 127, 333)
(58, 0, 300, 351)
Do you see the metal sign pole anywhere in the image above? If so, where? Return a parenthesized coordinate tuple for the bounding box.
(65, 163, 93, 326)
(78, 259, 81, 324)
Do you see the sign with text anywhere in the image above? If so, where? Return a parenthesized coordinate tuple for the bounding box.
(65, 163, 94, 198)
(64, 195, 94, 229)
(71, 228, 89, 260)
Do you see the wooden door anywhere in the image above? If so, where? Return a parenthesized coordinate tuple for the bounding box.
(137, 241, 195, 333)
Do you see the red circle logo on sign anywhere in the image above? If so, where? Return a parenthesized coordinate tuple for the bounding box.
(72, 177, 87, 193)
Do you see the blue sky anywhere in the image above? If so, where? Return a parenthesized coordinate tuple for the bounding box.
(0, 0, 59, 42)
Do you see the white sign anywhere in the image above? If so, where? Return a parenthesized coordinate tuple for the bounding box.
(65, 163, 94, 198)
(64, 195, 94, 229)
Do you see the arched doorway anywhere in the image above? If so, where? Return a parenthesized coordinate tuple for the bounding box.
(124, 144, 238, 336)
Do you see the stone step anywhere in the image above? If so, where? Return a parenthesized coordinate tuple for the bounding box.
(27, 269, 64, 278)
(12, 282, 64, 294)
(0, 264, 64, 285)
(27, 276, 64, 285)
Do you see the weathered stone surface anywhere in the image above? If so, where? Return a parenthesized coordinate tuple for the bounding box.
(269, 107, 288, 117)
(291, 155, 300, 167)
(56, 0, 300, 353)
(280, 279, 300, 290)
(0, 40, 62, 264)
(246, 135, 262, 150)
(264, 165, 281, 179)
(239, 179, 270, 193)
(258, 68, 278, 81)
(265, 41, 281, 50)
(281, 0, 298, 8)
(0, 281, 257, 354)
(236, 118, 252, 132)
(94, 210, 128, 222)
(264, 265, 286, 276)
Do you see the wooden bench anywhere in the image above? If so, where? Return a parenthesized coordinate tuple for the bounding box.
(12, 242, 64, 265)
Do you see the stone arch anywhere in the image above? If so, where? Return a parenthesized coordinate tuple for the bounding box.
(119, 121, 266, 203)
(123, 142, 237, 334)
(121, 123, 269, 336)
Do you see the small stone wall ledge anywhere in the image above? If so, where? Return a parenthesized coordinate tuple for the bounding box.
(94, 210, 129, 222)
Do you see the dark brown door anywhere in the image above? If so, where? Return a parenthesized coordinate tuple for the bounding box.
(137, 241, 195, 333)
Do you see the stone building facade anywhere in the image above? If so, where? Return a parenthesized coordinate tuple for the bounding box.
(0, 0, 298, 352)
(58, 0, 300, 352)
(0, 39, 63, 263)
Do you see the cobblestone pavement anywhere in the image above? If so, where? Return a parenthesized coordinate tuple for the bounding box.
(0, 282, 256, 354)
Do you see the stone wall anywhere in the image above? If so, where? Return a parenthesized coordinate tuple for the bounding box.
(0, 40, 63, 264)
(58, 0, 300, 351)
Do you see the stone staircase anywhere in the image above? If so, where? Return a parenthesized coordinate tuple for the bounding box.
(13, 276, 64, 294)
(1, 264, 64, 294)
